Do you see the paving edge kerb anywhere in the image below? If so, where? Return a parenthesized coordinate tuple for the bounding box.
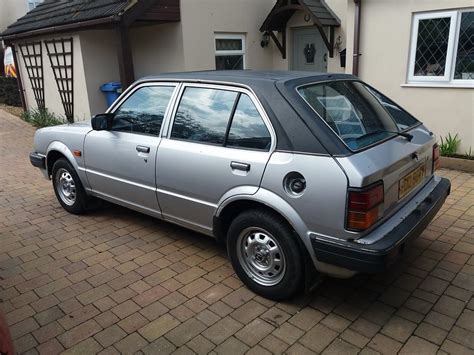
(440, 156, 474, 174)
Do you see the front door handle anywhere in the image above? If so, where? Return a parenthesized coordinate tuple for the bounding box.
(231, 161, 250, 172)
(136, 145, 150, 153)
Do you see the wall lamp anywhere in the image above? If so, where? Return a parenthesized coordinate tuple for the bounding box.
(261, 32, 270, 48)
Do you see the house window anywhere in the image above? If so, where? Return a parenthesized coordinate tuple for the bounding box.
(215, 34, 245, 70)
(408, 9, 473, 84)
(27, 0, 43, 11)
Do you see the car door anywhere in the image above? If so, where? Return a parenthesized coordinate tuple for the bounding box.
(84, 83, 178, 217)
(156, 84, 275, 234)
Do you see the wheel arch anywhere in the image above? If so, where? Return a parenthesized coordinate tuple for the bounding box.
(214, 189, 307, 243)
(214, 199, 277, 243)
(46, 150, 65, 176)
(213, 190, 320, 290)
(46, 141, 80, 177)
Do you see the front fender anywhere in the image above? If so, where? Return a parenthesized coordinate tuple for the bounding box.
(46, 141, 90, 190)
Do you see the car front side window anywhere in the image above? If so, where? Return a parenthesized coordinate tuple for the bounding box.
(112, 86, 175, 136)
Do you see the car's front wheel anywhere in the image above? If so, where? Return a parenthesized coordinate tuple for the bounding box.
(227, 209, 304, 300)
(52, 158, 89, 214)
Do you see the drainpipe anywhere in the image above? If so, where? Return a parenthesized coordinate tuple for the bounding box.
(352, 0, 361, 76)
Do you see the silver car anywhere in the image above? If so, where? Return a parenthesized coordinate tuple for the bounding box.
(30, 71, 450, 300)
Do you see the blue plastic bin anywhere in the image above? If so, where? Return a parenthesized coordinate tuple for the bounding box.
(100, 82, 122, 107)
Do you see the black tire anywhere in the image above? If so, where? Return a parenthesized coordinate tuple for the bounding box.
(227, 209, 304, 300)
(52, 158, 90, 214)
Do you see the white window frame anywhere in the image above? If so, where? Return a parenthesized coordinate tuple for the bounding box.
(27, 0, 43, 11)
(214, 33, 246, 70)
(408, 9, 474, 86)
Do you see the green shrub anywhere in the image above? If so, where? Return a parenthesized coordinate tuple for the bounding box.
(21, 108, 65, 128)
(465, 147, 474, 160)
(439, 133, 461, 157)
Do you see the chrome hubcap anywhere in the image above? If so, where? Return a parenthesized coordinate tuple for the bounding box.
(56, 168, 76, 206)
(237, 227, 286, 286)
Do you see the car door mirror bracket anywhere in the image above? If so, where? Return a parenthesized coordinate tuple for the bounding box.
(91, 113, 114, 131)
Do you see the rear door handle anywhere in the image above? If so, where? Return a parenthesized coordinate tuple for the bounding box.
(231, 161, 250, 172)
(136, 145, 150, 153)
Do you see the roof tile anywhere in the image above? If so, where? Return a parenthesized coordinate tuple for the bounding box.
(1, 0, 129, 38)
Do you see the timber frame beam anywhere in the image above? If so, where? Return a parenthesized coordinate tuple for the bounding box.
(116, 25, 135, 88)
(268, 31, 287, 59)
(116, 0, 162, 88)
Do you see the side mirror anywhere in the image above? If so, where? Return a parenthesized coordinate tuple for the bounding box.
(91, 113, 114, 131)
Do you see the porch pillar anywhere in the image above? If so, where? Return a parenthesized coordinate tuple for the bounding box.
(116, 25, 135, 89)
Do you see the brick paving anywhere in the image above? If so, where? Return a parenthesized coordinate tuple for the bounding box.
(0, 108, 473, 354)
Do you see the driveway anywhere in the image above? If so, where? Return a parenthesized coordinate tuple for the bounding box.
(0, 108, 473, 355)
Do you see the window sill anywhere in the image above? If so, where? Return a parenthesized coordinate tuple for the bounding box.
(401, 83, 474, 89)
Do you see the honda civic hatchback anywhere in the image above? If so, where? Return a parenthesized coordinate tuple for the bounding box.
(30, 71, 450, 300)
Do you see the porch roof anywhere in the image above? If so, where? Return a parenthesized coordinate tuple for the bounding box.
(260, 0, 341, 32)
(0, 0, 180, 41)
(260, 0, 341, 59)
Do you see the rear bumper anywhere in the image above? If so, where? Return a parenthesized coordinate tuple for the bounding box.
(310, 177, 451, 273)
(30, 152, 46, 169)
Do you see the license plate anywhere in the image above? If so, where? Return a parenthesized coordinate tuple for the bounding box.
(399, 164, 425, 199)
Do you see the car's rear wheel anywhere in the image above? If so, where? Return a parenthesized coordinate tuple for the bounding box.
(52, 158, 89, 214)
(227, 209, 304, 300)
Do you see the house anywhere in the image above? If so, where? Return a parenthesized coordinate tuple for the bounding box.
(1, 0, 472, 151)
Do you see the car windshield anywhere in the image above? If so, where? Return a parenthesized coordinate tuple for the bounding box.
(298, 81, 419, 150)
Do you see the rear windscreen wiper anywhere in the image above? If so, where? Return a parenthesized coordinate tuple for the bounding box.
(356, 130, 413, 142)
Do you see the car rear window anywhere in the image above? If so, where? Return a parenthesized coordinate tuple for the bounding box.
(298, 81, 419, 150)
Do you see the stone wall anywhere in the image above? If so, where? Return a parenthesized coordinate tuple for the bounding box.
(0, 77, 21, 106)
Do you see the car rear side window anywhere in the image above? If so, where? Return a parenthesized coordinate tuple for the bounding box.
(298, 81, 420, 151)
(171, 87, 238, 145)
(112, 86, 175, 136)
(226, 94, 271, 150)
(365, 87, 419, 130)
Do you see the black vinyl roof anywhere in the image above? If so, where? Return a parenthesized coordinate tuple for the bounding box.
(139, 70, 355, 156)
(141, 70, 352, 86)
(1, 0, 129, 38)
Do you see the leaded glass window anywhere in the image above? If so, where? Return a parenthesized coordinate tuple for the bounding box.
(414, 17, 452, 76)
(215, 34, 245, 70)
(454, 12, 474, 80)
(408, 9, 473, 84)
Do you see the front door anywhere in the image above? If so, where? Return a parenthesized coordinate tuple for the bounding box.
(156, 84, 274, 235)
(292, 27, 328, 72)
(84, 83, 177, 217)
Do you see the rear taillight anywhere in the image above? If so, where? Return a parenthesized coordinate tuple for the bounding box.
(432, 144, 440, 173)
(346, 182, 384, 231)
